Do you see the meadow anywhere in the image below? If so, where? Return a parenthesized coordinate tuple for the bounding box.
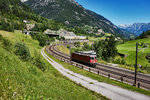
(56, 45, 70, 55)
(0, 30, 106, 100)
(117, 38, 150, 73)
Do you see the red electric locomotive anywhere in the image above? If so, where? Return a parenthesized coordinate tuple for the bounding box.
(71, 51, 97, 67)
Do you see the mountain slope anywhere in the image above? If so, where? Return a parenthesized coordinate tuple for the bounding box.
(0, 30, 105, 100)
(25, 0, 131, 38)
(119, 23, 150, 36)
(0, 0, 66, 32)
(138, 30, 150, 39)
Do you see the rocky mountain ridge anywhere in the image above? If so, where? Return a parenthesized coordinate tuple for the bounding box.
(119, 23, 150, 36)
(25, 0, 131, 38)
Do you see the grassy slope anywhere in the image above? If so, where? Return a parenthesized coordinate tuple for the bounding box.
(45, 49, 150, 96)
(56, 45, 70, 55)
(0, 30, 106, 100)
(117, 38, 150, 68)
(88, 33, 112, 42)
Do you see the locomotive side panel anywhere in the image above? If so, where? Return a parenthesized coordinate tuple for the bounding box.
(72, 53, 90, 63)
(71, 53, 97, 67)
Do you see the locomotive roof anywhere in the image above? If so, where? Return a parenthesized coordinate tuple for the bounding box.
(73, 51, 97, 57)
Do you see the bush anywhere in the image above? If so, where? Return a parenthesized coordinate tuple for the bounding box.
(2, 38, 12, 51)
(14, 42, 31, 61)
(121, 58, 126, 65)
(140, 64, 150, 73)
(32, 51, 45, 72)
(0, 34, 12, 51)
(113, 56, 126, 65)
(71, 48, 79, 53)
(113, 56, 122, 64)
(0, 34, 3, 40)
(74, 42, 80, 48)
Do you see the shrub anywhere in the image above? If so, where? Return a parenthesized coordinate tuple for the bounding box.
(74, 42, 80, 48)
(0, 34, 3, 40)
(32, 51, 45, 72)
(0, 34, 12, 51)
(14, 42, 31, 61)
(121, 58, 126, 65)
(2, 38, 12, 51)
(140, 64, 150, 73)
(114, 57, 122, 64)
(71, 48, 79, 53)
(113, 56, 126, 65)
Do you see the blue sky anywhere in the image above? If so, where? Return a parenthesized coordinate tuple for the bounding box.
(75, 0, 150, 26)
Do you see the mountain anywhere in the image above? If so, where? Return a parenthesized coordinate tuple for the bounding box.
(119, 23, 150, 36)
(137, 30, 150, 39)
(0, 0, 66, 32)
(25, 0, 131, 38)
(0, 0, 34, 31)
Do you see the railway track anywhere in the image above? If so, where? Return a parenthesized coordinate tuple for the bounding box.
(46, 44, 150, 90)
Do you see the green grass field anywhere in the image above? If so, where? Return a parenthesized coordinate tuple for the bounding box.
(117, 38, 150, 73)
(56, 45, 70, 55)
(0, 30, 107, 100)
(88, 33, 112, 42)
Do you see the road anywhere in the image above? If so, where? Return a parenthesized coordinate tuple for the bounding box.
(41, 48, 150, 100)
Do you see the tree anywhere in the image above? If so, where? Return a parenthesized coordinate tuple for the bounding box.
(93, 35, 117, 61)
(106, 35, 117, 58)
(0, 0, 10, 12)
(82, 42, 91, 50)
(30, 33, 51, 47)
(93, 40, 105, 59)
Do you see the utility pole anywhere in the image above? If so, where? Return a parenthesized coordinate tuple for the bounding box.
(134, 43, 138, 86)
